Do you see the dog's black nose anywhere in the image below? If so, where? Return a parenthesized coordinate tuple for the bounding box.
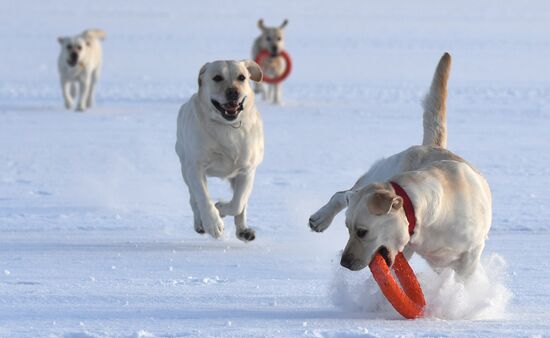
(340, 254, 354, 270)
(225, 87, 239, 102)
(70, 52, 78, 60)
(271, 46, 279, 55)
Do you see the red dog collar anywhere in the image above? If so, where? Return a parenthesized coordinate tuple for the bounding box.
(390, 182, 416, 236)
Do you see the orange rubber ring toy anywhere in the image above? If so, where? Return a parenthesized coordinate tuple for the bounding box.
(369, 252, 426, 319)
(254, 50, 292, 84)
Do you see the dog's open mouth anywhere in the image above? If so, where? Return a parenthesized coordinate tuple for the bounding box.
(211, 97, 246, 121)
(378, 246, 393, 267)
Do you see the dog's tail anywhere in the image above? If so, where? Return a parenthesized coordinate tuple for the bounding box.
(422, 52, 451, 148)
(82, 29, 107, 40)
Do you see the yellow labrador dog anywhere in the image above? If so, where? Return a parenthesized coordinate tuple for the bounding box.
(57, 29, 106, 111)
(176, 60, 264, 241)
(309, 53, 492, 278)
(252, 19, 288, 104)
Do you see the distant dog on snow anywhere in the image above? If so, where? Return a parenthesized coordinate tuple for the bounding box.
(57, 29, 106, 111)
(176, 60, 264, 241)
(252, 19, 288, 104)
(309, 53, 492, 278)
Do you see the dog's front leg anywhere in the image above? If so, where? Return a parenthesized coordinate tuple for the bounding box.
(273, 83, 283, 105)
(61, 79, 74, 109)
(76, 72, 92, 112)
(216, 171, 256, 241)
(185, 167, 224, 239)
(86, 69, 99, 108)
(309, 190, 353, 232)
(267, 84, 275, 103)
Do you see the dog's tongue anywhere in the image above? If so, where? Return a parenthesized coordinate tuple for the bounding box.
(223, 102, 239, 114)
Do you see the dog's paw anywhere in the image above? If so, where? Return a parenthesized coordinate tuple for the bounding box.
(237, 228, 256, 242)
(194, 222, 205, 234)
(64, 101, 72, 110)
(203, 215, 224, 239)
(308, 209, 333, 233)
(75, 106, 86, 112)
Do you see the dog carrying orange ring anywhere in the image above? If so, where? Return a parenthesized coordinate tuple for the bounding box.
(369, 252, 426, 319)
(254, 50, 292, 84)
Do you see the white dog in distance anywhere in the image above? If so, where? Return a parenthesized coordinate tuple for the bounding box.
(252, 19, 288, 104)
(309, 53, 492, 278)
(176, 60, 264, 241)
(57, 29, 106, 111)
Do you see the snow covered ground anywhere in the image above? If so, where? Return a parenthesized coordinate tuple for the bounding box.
(1, 0, 550, 336)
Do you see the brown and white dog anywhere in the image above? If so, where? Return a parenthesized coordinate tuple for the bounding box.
(251, 19, 288, 104)
(309, 53, 492, 278)
(57, 29, 106, 111)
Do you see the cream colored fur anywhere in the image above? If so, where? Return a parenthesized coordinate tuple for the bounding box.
(57, 29, 106, 111)
(251, 19, 288, 104)
(309, 53, 492, 278)
(175, 60, 264, 241)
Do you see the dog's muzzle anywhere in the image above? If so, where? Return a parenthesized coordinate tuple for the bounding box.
(340, 253, 367, 271)
(270, 46, 280, 57)
(377, 246, 393, 267)
(67, 52, 78, 67)
(211, 96, 246, 122)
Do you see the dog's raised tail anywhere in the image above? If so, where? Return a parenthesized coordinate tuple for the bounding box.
(422, 52, 451, 148)
(82, 29, 107, 40)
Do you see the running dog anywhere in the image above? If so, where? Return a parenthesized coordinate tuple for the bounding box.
(176, 60, 264, 241)
(57, 29, 106, 111)
(252, 19, 288, 104)
(309, 53, 492, 278)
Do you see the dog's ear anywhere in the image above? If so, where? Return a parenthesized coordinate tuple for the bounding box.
(198, 62, 209, 87)
(82, 29, 107, 41)
(279, 19, 289, 29)
(243, 60, 263, 83)
(258, 19, 266, 31)
(57, 37, 67, 45)
(368, 190, 403, 215)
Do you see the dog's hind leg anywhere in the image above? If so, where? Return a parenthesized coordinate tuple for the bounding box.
(309, 190, 352, 232)
(454, 244, 484, 279)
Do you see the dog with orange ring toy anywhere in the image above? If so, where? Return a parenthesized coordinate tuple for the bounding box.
(309, 53, 492, 280)
(252, 19, 289, 104)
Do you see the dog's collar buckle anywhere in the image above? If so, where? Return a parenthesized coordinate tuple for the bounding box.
(390, 181, 416, 236)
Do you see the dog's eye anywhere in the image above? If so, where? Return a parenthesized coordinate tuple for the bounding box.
(238, 74, 246, 81)
(66, 44, 72, 50)
(266, 36, 271, 42)
(76, 45, 82, 51)
(277, 37, 282, 41)
(356, 229, 368, 238)
(212, 75, 224, 82)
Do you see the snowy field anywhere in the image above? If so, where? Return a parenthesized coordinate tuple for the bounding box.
(1, 1, 550, 337)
